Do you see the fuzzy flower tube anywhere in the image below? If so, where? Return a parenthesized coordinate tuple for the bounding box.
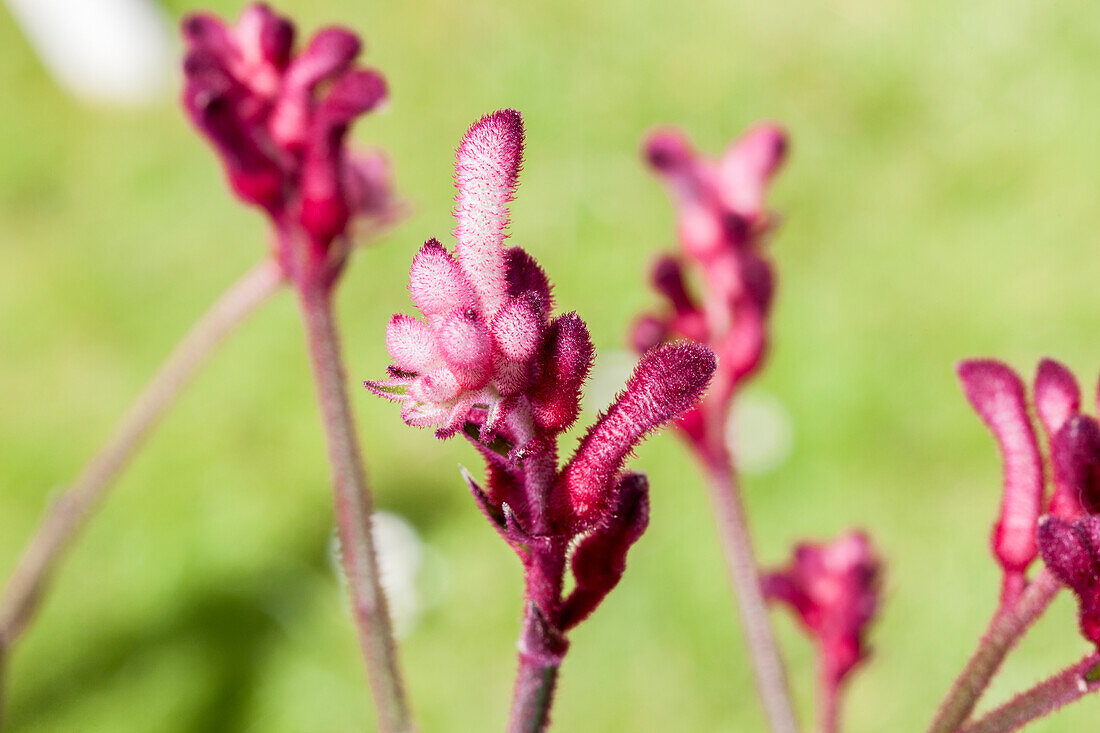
(367, 109, 716, 732)
(630, 125, 802, 732)
(763, 532, 882, 733)
(0, 5, 402, 723)
(927, 358, 1100, 733)
(180, 5, 411, 731)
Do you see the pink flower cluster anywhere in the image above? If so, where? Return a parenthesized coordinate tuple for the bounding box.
(958, 359, 1100, 605)
(369, 109, 716, 638)
(181, 3, 396, 284)
(632, 124, 787, 449)
(763, 532, 882, 690)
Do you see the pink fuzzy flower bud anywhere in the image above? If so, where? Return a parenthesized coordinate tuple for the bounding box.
(181, 5, 395, 284)
(1038, 515, 1100, 646)
(763, 531, 882, 688)
(957, 360, 1044, 577)
(561, 343, 716, 523)
(1035, 359, 1081, 441)
(367, 110, 551, 437)
(454, 109, 524, 316)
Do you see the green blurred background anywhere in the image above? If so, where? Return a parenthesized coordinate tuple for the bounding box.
(3, 0, 1100, 730)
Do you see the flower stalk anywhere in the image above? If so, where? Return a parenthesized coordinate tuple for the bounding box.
(960, 653, 1100, 733)
(702, 449, 800, 733)
(179, 5, 413, 728)
(297, 282, 412, 732)
(0, 257, 284, 653)
(926, 558, 1062, 733)
(633, 124, 807, 732)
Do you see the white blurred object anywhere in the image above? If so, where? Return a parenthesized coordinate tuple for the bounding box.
(4, 0, 171, 104)
(330, 511, 427, 639)
(728, 389, 794, 475)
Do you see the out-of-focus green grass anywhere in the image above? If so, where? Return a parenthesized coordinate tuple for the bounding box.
(3, 0, 1100, 730)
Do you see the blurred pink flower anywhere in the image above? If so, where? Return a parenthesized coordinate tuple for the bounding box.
(180, 4, 397, 285)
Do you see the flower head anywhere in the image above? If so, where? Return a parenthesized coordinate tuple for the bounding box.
(368, 109, 717, 638)
(632, 124, 788, 456)
(365, 110, 550, 437)
(957, 358, 1100, 601)
(763, 531, 882, 688)
(181, 4, 397, 283)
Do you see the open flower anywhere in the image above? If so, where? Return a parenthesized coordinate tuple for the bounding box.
(958, 358, 1100, 602)
(763, 531, 882, 689)
(181, 3, 398, 284)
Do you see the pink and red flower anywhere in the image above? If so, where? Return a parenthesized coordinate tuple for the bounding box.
(181, 4, 397, 284)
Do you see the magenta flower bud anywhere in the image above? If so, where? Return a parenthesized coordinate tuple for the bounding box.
(630, 314, 668, 354)
(560, 472, 650, 630)
(1035, 358, 1081, 441)
(562, 343, 716, 523)
(528, 313, 595, 433)
(651, 256, 697, 316)
(1037, 515, 1100, 646)
(716, 124, 788, 221)
(957, 359, 1044, 574)
(1050, 415, 1100, 518)
(269, 27, 362, 148)
(454, 109, 524, 316)
(181, 6, 395, 284)
(763, 531, 882, 687)
(299, 69, 387, 246)
(741, 252, 775, 314)
(643, 129, 695, 174)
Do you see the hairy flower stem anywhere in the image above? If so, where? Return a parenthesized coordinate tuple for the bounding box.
(960, 653, 1100, 733)
(0, 258, 285, 656)
(296, 282, 412, 733)
(508, 596, 565, 733)
(926, 569, 1063, 733)
(701, 443, 799, 733)
(506, 409, 568, 733)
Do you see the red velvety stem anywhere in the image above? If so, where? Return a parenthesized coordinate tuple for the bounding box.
(926, 569, 1062, 733)
(296, 282, 413, 733)
(961, 653, 1100, 733)
(508, 582, 568, 733)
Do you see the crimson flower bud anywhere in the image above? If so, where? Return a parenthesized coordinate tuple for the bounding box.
(763, 532, 882, 688)
(957, 359, 1043, 575)
(1038, 515, 1100, 646)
